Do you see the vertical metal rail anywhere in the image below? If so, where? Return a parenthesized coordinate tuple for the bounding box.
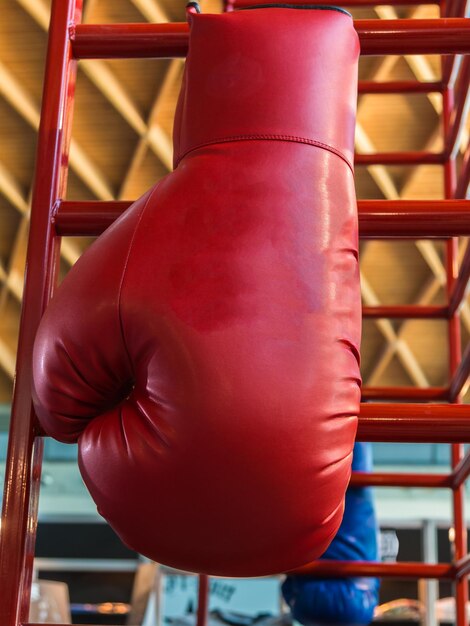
(447, 226, 468, 626)
(0, 1, 82, 625)
(442, 7, 468, 614)
(197, 575, 210, 626)
(441, 0, 468, 86)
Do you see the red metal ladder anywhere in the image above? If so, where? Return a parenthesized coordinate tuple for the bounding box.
(0, 0, 469, 625)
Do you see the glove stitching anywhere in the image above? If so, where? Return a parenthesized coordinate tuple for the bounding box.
(176, 135, 354, 174)
(117, 186, 160, 379)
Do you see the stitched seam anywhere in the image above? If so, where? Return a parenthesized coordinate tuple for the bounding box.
(117, 184, 160, 377)
(176, 135, 354, 173)
(237, 4, 352, 17)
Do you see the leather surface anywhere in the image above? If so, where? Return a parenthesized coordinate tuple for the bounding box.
(282, 443, 380, 624)
(33, 7, 361, 576)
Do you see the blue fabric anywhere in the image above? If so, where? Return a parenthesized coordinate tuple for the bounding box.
(282, 443, 380, 625)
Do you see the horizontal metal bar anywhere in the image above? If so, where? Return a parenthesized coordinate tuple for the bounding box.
(359, 199, 470, 238)
(362, 387, 450, 401)
(355, 18, 470, 55)
(357, 403, 470, 443)
(350, 471, 452, 488)
(358, 80, 443, 94)
(291, 560, 455, 579)
(355, 151, 444, 165)
(70, 22, 188, 59)
(446, 0, 469, 17)
(55, 200, 470, 238)
(54, 199, 127, 235)
(71, 19, 470, 59)
(362, 305, 448, 319)
(449, 342, 470, 402)
(451, 448, 470, 489)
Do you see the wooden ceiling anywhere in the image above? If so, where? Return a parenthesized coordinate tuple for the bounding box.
(0, 0, 469, 404)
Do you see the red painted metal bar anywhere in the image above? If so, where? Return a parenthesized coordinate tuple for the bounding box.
(443, 75, 468, 626)
(19, 442, 43, 625)
(442, 55, 462, 89)
(446, 57, 470, 157)
(456, 553, 470, 579)
(452, 447, 470, 489)
(71, 22, 188, 59)
(359, 199, 470, 238)
(443, 96, 459, 199)
(0, 0, 81, 625)
(54, 199, 127, 235)
(356, 403, 470, 442)
(362, 305, 447, 318)
(449, 342, 470, 401)
(71, 20, 470, 59)
(442, 0, 469, 84)
(446, 214, 467, 625)
(358, 80, 443, 94)
(448, 242, 470, 316)
(451, 440, 467, 626)
(196, 575, 209, 626)
(355, 18, 470, 55)
(456, 140, 470, 198)
(362, 386, 450, 401)
(55, 199, 470, 238)
(292, 560, 455, 579)
(447, 0, 469, 16)
(355, 151, 444, 166)
(350, 471, 452, 488)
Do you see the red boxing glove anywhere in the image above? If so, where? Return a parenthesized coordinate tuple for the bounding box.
(32, 5, 361, 576)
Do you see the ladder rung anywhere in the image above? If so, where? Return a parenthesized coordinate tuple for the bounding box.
(362, 305, 448, 319)
(362, 386, 450, 401)
(55, 199, 470, 238)
(357, 403, 470, 443)
(359, 199, 470, 237)
(350, 471, 452, 488)
(292, 560, 454, 579)
(355, 151, 444, 165)
(358, 80, 443, 94)
(71, 19, 470, 59)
